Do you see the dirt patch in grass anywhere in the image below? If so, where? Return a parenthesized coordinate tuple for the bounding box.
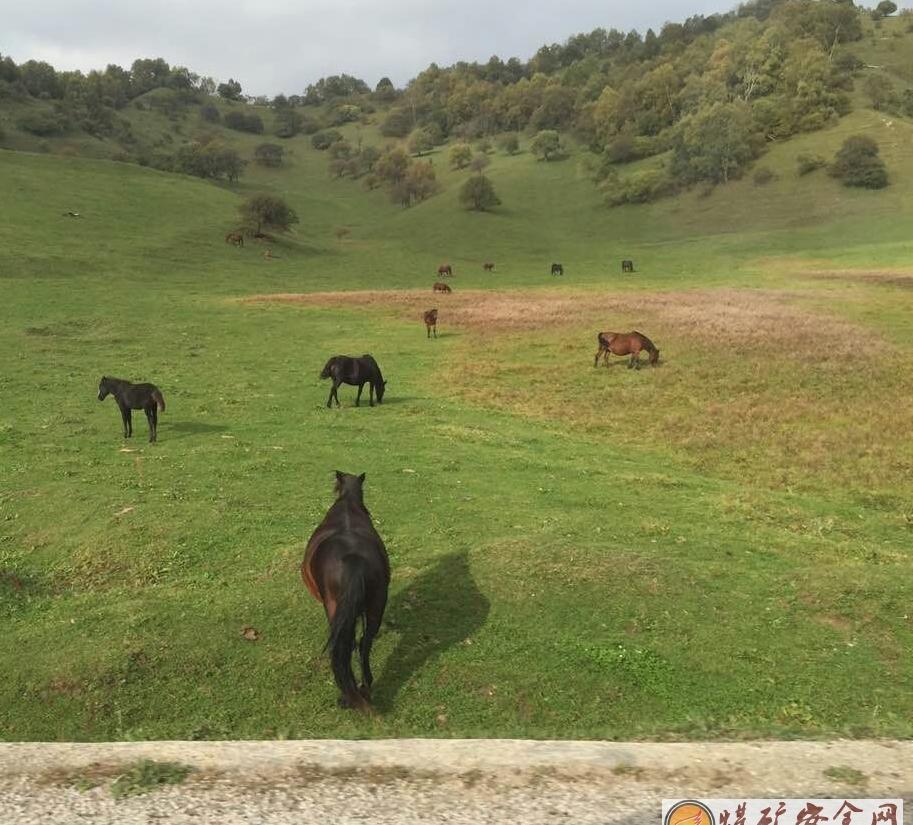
(811, 270, 913, 289)
(243, 288, 883, 359)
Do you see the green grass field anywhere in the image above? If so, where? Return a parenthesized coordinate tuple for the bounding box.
(2, 77, 913, 742)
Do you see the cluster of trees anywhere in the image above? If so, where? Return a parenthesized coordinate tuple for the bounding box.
(828, 135, 888, 188)
(311, 129, 438, 207)
(147, 135, 245, 182)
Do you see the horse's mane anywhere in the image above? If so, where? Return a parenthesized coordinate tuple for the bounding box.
(632, 330, 657, 351)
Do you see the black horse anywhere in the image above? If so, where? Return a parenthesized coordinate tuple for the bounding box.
(301, 471, 390, 711)
(622, 259, 635, 273)
(551, 262, 564, 276)
(320, 355, 387, 408)
(98, 376, 165, 442)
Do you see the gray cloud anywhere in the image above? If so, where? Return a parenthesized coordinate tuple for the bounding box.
(5, 0, 911, 96)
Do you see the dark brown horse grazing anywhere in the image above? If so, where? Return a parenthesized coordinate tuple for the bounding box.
(621, 259, 635, 273)
(437, 264, 453, 277)
(594, 331, 660, 369)
(225, 232, 244, 247)
(433, 281, 452, 293)
(98, 376, 165, 442)
(551, 263, 564, 276)
(301, 471, 390, 711)
(320, 355, 387, 408)
(423, 308, 438, 338)
(483, 262, 495, 272)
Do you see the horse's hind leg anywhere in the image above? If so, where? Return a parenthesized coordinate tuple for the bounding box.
(359, 601, 385, 701)
(145, 407, 156, 443)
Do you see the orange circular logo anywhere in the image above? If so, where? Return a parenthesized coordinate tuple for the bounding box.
(665, 800, 715, 825)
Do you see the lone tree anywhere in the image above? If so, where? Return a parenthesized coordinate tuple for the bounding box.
(408, 129, 434, 156)
(530, 130, 562, 161)
(469, 153, 491, 174)
(240, 194, 299, 235)
(872, 0, 897, 17)
(254, 143, 285, 167)
(217, 78, 243, 101)
(459, 175, 501, 211)
(499, 133, 519, 155)
(450, 143, 472, 169)
(828, 135, 888, 189)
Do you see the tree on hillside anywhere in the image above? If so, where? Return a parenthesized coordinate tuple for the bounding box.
(469, 153, 490, 174)
(499, 134, 520, 155)
(863, 75, 896, 111)
(240, 194, 299, 235)
(374, 76, 398, 101)
(224, 111, 264, 133)
(311, 129, 343, 150)
(217, 78, 243, 101)
(408, 129, 434, 156)
(254, 143, 285, 167)
(200, 103, 220, 123)
(828, 135, 888, 188)
(530, 130, 562, 161)
(450, 143, 472, 169)
(671, 102, 760, 184)
(375, 147, 411, 183)
(872, 0, 897, 18)
(459, 175, 501, 211)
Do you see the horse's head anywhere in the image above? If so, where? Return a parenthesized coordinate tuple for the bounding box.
(651, 349, 660, 365)
(97, 376, 110, 401)
(334, 470, 366, 500)
(377, 380, 386, 404)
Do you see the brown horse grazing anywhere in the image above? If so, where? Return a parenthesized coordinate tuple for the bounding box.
(433, 281, 452, 293)
(301, 471, 391, 711)
(594, 331, 660, 369)
(437, 264, 453, 277)
(423, 308, 438, 338)
(225, 232, 244, 247)
(483, 262, 495, 272)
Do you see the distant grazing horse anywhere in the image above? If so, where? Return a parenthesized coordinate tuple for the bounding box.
(483, 262, 495, 272)
(423, 308, 438, 338)
(621, 259, 635, 273)
(594, 331, 660, 369)
(433, 282, 452, 293)
(321, 355, 387, 408)
(551, 263, 564, 276)
(225, 232, 244, 247)
(301, 471, 390, 711)
(97, 376, 166, 442)
(438, 264, 453, 278)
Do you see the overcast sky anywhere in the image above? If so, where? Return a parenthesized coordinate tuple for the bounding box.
(5, 0, 911, 96)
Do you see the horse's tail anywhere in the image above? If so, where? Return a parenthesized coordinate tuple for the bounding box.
(634, 331, 659, 364)
(327, 555, 369, 710)
(152, 389, 166, 412)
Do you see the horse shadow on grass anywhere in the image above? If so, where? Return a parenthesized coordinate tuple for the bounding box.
(375, 550, 489, 712)
(166, 421, 229, 439)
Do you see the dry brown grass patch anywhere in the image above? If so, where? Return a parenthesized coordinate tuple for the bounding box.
(243, 288, 881, 357)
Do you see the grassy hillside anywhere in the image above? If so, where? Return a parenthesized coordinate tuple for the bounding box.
(2, 22, 913, 742)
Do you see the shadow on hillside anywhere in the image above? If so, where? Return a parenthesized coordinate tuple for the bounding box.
(376, 551, 489, 712)
(166, 421, 229, 439)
